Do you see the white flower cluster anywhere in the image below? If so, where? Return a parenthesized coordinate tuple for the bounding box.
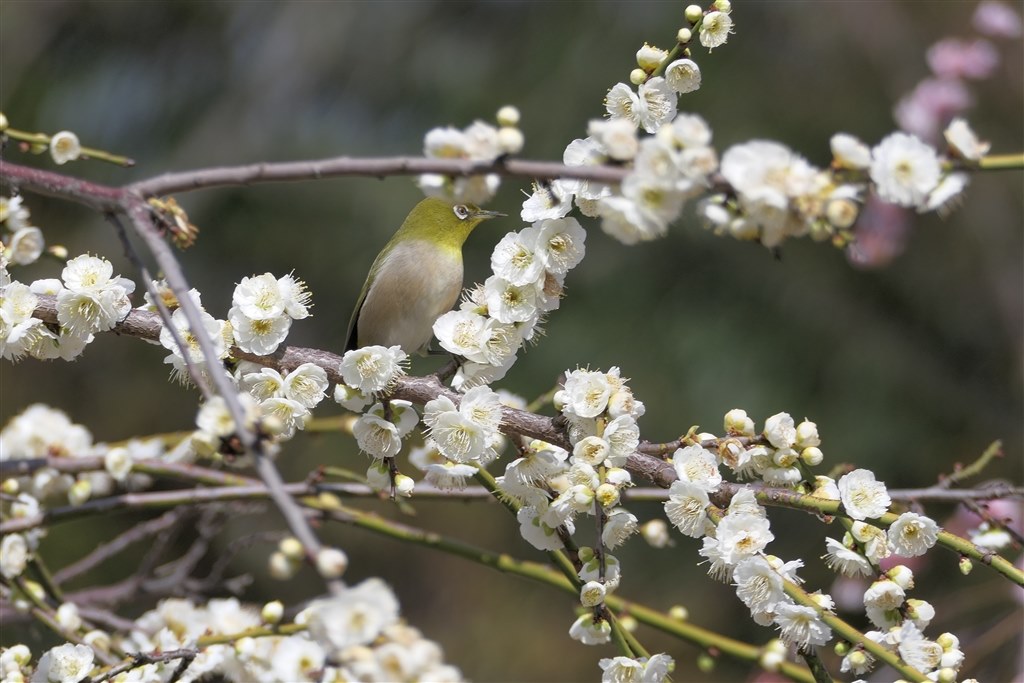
(0, 404, 169, 521)
(157, 288, 233, 387)
(701, 118, 986, 249)
(418, 106, 526, 205)
(490, 367, 643, 643)
(841, 613, 964, 681)
(517, 3, 733, 247)
(432, 216, 587, 390)
(229, 272, 311, 356)
(1, 254, 134, 362)
(527, 112, 718, 247)
(0, 580, 463, 682)
(1, 196, 45, 266)
(236, 361, 329, 439)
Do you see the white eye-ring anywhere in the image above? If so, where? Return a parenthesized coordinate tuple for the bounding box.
(453, 204, 470, 220)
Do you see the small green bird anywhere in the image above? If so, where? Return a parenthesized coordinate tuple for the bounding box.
(345, 197, 503, 355)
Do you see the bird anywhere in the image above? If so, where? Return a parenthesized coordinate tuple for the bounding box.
(345, 197, 503, 355)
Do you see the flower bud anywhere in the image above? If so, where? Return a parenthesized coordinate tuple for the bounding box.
(676, 27, 692, 44)
(497, 127, 524, 155)
(68, 479, 92, 506)
(618, 614, 638, 632)
(55, 602, 82, 631)
(668, 605, 688, 620)
(833, 641, 849, 656)
(1, 478, 18, 495)
(83, 630, 111, 652)
(595, 482, 620, 508)
(636, 43, 668, 71)
(496, 105, 520, 127)
(0, 112, 8, 131)
(958, 556, 973, 575)
(801, 446, 824, 466)
(316, 547, 349, 579)
(268, 551, 297, 580)
(641, 519, 670, 548)
(629, 68, 648, 85)
(698, 652, 716, 672)
(714, 0, 731, 12)
(261, 600, 284, 624)
(826, 198, 859, 229)
(684, 5, 704, 24)
(278, 537, 305, 561)
(886, 564, 914, 590)
(395, 474, 415, 497)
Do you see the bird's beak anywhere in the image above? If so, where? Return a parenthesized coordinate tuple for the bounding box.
(472, 208, 505, 220)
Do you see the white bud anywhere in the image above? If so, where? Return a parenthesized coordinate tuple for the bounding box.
(268, 551, 298, 580)
(801, 446, 824, 466)
(497, 126, 524, 155)
(636, 43, 668, 72)
(68, 479, 92, 506)
(714, 0, 731, 12)
(395, 474, 415, 497)
(684, 5, 704, 23)
(315, 547, 349, 579)
(261, 600, 285, 624)
(676, 27, 692, 44)
(629, 68, 647, 85)
(278, 537, 304, 560)
(496, 105, 520, 127)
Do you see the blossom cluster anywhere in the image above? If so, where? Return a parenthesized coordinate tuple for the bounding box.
(1, 580, 464, 683)
(431, 215, 587, 390)
(418, 106, 525, 205)
(1, 254, 135, 362)
(1, 196, 45, 266)
(0, 403, 174, 579)
(702, 119, 987, 249)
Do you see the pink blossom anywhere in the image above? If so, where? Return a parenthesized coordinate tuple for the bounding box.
(973, 1, 1023, 38)
(927, 38, 1000, 80)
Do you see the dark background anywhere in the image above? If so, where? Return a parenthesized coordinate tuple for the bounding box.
(2, 1, 1021, 681)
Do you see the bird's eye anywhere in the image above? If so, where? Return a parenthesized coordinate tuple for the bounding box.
(453, 205, 470, 220)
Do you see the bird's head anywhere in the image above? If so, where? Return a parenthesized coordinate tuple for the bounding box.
(397, 197, 504, 249)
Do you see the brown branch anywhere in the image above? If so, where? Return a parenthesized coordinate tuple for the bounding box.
(127, 156, 627, 198)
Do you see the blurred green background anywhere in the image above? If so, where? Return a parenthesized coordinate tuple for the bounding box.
(2, 1, 1021, 681)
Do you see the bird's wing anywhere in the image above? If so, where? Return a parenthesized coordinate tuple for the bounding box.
(344, 240, 395, 352)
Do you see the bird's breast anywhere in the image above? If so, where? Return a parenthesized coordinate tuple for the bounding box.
(358, 240, 464, 353)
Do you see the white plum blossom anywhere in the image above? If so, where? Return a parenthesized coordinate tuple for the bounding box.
(664, 58, 702, 94)
(9, 226, 44, 265)
(49, 131, 82, 165)
(887, 511, 940, 557)
(339, 344, 408, 394)
(490, 228, 545, 287)
(733, 556, 787, 614)
(598, 654, 673, 683)
(569, 614, 611, 645)
(822, 537, 874, 577)
(664, 481, 710, 537)
(352, 412, 403, 459)
(605, 77, 677, 134)
(838, 468, 891, 520)
(715, 512, 775, 565)
(830, 133, 872, 170)
(587, 118, 639, 161)
(230, 306, 291, 355)
(0, 533, 28, 578)
(305, 578, 400, 657)
(671, 444, 722, 492)
(870, 132, 942, 208)
(282, 362, 329, 409)
(944, 118, 990, 161)
(534, 217, 587, 276)
(521, 180, 574, 222)
(774, 602, 833, 648)
(699, 11, 734, 50)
